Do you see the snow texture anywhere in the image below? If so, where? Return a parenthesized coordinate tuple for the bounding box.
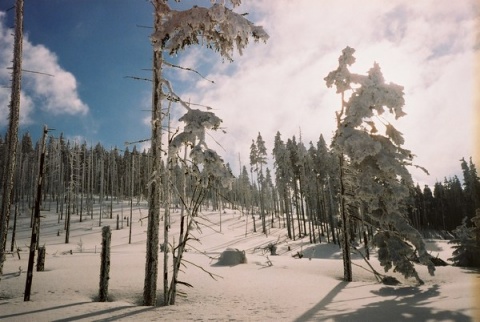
(152, 3, 269, 61)
(0, 203, 478, 321)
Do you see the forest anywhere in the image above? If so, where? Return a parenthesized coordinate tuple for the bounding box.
(0, 128, 478, 250)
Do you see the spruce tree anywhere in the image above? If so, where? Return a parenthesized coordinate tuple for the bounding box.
(273, 132, 294, 239)
(325, 47, 435, 283)
(449, 210, 480, 267)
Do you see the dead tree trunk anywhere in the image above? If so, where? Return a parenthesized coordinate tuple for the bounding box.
(0, 0, 24, 276)
(143, 1, 163, 306)
(24, 125, 48, 301)
(36, 246, 45, 272)
(98, 225, 111, 302)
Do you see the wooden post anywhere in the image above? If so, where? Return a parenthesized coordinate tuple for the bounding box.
(98, 226, 111, 302)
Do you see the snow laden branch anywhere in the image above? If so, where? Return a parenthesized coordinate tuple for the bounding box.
(326, 47, 435, 284)
(152, 3, 269, 61)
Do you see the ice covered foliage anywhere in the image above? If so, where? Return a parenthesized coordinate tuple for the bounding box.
(190, 145, 234, 189)
(170, 108, 222, 153)
(326, 47, 435, 283)
(449, 211, 480, 267)
(151, 1, 269, 61)
(169, 106, 233, 189)
(155, 0, 267, 190)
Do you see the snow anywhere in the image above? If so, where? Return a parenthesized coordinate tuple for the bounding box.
(1, 201, 479, 321)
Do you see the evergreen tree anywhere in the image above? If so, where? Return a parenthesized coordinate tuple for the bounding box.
(461, 157, 480, 218)
(449, 210, 480, 267)
(325, 47, 435, 283)
(272, 131, 294, 239)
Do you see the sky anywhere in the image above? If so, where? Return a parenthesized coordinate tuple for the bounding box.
(0, 0, 478, 187)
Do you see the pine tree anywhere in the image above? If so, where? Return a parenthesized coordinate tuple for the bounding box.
(461, 157, 480, 218)
(253, 132, 268, 234)
(449, 210, 480, 267)
(272, 132, 294, 239)
(325, 47, 435, 283)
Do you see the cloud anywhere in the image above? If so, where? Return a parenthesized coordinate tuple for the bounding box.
(168, 0, 477, 185)
(0, 11, 88, 128)
(22, 41, 89, 115)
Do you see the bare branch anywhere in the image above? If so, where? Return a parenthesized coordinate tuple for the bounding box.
(124, 75, 152, 82)
(163, 61, 215, 83)
(182, 258, 223, 281)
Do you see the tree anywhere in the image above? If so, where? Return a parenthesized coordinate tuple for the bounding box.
(250, 133, 268, 234)
(144, 0, 268, 306)
(461, 157, 480, 218)
(272, 132, 294, 239)
(449, 210, 480, 267)
(325, 47, 435, 283)
(0, 0, 24, 277)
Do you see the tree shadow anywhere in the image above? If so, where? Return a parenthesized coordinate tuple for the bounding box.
(0, 301, 91, 319)
(302, 243, 364, 260)
(293, 281, 348, 322)
(51, 305, 154, 322)
(295, 284, 472, 322)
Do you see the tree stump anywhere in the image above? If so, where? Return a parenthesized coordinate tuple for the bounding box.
(98, 226, 111, 302)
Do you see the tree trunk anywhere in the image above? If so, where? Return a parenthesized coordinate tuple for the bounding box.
(98, 226, 111, 302)
(129, 154, 134, 244)
(36, 246, 45, 272)
(0, 0, 24, 276)
(144, 2, 163, 305)
(338, 155, 352, 282)
(24, 125, 48, 301)
(10, 203, 18, 252)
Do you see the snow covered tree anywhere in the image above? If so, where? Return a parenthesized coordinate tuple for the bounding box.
(449, 209, 480, 267)
(325, 47, 435, 283)
(272, 131, 294, 239)
(249, 133, 268, 234)
(145, 0, 268, 306)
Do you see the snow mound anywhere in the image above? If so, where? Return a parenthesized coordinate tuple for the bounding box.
(216, 248, 247, 266)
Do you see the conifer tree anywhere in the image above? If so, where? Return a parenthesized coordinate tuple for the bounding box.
(250, 133, 268, 233)
(461, 157, 480, 218)
(325, 47, 435, 283)
(272, 131, 294, 239)
(449, 210, 480, 267)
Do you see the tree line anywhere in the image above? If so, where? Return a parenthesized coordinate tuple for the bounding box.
(0, 127, 478, 244)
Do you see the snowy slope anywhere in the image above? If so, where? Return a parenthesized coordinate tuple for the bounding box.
(1, 201, 479, 321)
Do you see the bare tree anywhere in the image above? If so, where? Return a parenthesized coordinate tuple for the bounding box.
(0, 0, 24, 277)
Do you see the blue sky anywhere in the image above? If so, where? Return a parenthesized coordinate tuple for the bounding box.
(0, 0, 478, 186)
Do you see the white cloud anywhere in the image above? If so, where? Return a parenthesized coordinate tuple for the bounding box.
(0, 11, 88, 128)
(169, 0, 477, 185)
(22, 41, 89, 115)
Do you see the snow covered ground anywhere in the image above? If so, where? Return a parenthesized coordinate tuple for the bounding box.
(1, 201, 479, 321)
